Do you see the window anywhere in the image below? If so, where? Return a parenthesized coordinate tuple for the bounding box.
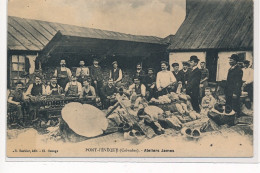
(10, 55, 26, 87)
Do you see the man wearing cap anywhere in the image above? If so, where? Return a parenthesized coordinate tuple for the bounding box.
(133, 63, 146, 83)
(179, 61, 191, 90)
(144, 68, 156, 100)
(76, 60, 90, 85)
(156, 61, 176, 96)
(199, 61, 209, 98)
(54, 59, 72, 90)
(225, 54, 243, 114)
(110, 61, 123, 87)
(186, 56, 202, 113)
(101, 78, 118, 109)
(89, 58, 103, 96)
(171, 63, 183, 82)
(242, 60, 253, 102)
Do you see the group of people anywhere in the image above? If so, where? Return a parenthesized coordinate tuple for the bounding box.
(8, 54, 253, 126)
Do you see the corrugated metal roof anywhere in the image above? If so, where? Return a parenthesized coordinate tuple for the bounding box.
(168, 0, 253, 51)
(8, 16, 164, 51)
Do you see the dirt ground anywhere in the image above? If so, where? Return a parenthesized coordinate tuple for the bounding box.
(6, 121, 253, 158)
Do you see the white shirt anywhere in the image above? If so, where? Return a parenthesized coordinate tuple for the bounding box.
(242, 67, 253, 84)
(156, 70, 176, 89)
(128, 84, 146, 97)
(76, 66, 90, 77)
(46, 84, 61, 95)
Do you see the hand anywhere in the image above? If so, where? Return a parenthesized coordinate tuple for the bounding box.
(94, 81, 97, 85)
(158, 88, 162, 91)
(52, 88, 58, 91)
(15, 102, 21, 106)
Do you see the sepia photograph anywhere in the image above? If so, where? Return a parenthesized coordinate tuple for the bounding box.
(6, 0, 255, 158)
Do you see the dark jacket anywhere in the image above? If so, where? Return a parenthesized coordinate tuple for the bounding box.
(186, 67, 201, 96)
(172, 71, 183, 82)
(179, 69, 191, 87)
(90, 65, 103, 82)
(225, 65, 243, 96)
(102, 85, 117, 97)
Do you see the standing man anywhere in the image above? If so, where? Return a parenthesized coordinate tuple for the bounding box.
(179, 61, 191, 90)
(25, 75, 46, 97)
(186, 56, 202, 113)
(76, 60, 90, 85)
(133, 63, 146, 83)
(144, 68, 156, 100)
(109, 61, 123, 87)
(171, 63, 183, 82)
(225, 54, 243, 114)
(156, 61, 176, 96)
(90, 58, 103, 96)
(54, 59, 72, 90)
(199, 61, 209, 99)
(242, 60, 253, 102)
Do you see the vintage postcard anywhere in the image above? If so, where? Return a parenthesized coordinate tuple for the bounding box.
(6, 0, 256, 159)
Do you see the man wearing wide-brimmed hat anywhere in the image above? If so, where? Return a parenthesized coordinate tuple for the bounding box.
(186, 56, 202, 113)
(225, 54, 243, 114)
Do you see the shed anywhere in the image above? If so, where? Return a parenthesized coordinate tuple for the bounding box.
(7, 16, 168, 88)
(167, 0, 253, 82)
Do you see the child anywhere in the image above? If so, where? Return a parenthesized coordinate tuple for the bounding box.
(201, 87, 216, 115)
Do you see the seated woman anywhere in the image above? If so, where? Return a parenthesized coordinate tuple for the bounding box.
(80, 78, 96, 102)
(46, 77, 62, 96)
(8, 81, 26, 126)
(64, 75, 82, 97)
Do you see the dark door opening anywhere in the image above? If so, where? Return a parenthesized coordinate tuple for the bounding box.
(206, 50, 218, 82)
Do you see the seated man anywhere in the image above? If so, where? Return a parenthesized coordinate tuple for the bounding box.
(101, 78, 118, 109)
(46, 77, 62, 96)
(25, 75, 46, 97)
(8, 81, 26, 125)
(156, 61, 177, 96)
(128, 77, 146, 109)
(64, 75, 82, 97)
(80, 78, 96, 100)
